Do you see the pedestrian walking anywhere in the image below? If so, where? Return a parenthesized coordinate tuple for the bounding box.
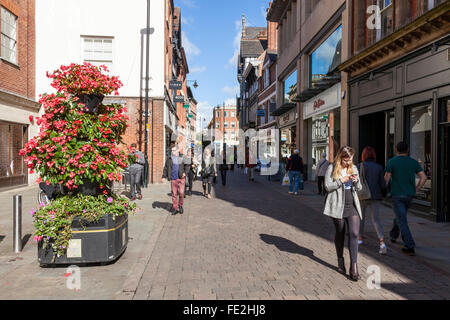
(315, 152, 329, 195)
(286, 150, 304, 195)
(357, 146, 387, 254)
(219, 150, 229, 186)
(201, 147, 217, 199)
(163, 143, 190, 215)
(245, 146, 256, 181)
(323, 146, 363, 281)
(128, 143, 145, 201)
(384, 141, 427, 256)
(185, 148, 198, 197)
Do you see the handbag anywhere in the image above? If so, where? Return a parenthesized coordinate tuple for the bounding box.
(356, 163, 372, 200)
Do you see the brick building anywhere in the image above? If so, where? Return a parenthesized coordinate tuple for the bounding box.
(210, 105, 240, 162)
(0, 0, 40, 189)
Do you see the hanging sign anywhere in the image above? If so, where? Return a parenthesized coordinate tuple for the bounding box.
(169, 80, 182, 90)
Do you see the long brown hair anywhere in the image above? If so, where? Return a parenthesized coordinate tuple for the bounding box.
(332, 146, 355, 180)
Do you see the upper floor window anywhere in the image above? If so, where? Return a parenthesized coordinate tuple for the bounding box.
(1, 7, 17, 64)
(216, 122, 220, 129)
(310, 25, 342, 88)
(263, 68, 270, 88)
(224, 111, 228, 117)
(231, 111, 236, 118)
(283, 70, 297, 104)
(216, 111, 220, 118)
(82, 37, 113, 70)
(231, 122, 236, 128)
(224, 122, 229, 128)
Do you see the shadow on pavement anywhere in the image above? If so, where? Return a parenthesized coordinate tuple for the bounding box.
(22, 234, 32, 249)
(260, 234, 341, 275)
(152, 201, 173, 212)
(211, 169, 450, 299)
(0, 235, 4, 244)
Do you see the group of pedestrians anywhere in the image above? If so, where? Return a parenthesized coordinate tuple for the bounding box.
(321, 141, 427, 281)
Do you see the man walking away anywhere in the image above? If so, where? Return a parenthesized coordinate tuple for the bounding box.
(385, 141, 427, 256)
(286, 150, 304, 195)
(129, 143, 145, 201)
(163, 143, 189, 215)
(316, 152, 330, 195)
(219, 150, 229, 186)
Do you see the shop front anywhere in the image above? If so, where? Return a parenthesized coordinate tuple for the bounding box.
(348, 39, 450, 222)
(278, 108, 297, 161)
(304, 83, 341, 181)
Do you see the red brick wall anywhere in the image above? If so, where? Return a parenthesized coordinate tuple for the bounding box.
(121, 97, 166, 184)
(0, 0, 35, 99)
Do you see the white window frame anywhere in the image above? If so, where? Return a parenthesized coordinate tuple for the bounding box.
(224, 122, 229, 128)
(231, 111, 236, 118)
(1, 6, 17, 64)
(81, 36, 114, 71)
(216, 122, 220, 129)
(216, 111, 220, 118)
(231, 122, 236, 128)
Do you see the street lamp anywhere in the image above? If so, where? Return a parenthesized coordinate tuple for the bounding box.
(187, 80, 199, 89)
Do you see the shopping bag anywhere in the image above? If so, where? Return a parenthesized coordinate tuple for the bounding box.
(244, 167, 248, 174)
(282, 174, 290, 186)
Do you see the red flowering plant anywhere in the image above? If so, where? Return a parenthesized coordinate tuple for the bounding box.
(21, 63, 137, 259)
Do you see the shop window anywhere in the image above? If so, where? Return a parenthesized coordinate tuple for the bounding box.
(310, 25, 342, 88)
(282, 70, 297, 104)
(0, 121, 28, 188)
(408, 104, 432, 203)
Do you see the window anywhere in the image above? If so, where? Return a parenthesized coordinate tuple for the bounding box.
(224, 122, 229, 128)
(224, 111, 228, 117)
(231, 112, 236, 118)
(264, 68, 270, 88)
(216, 111, 220, 118)
(0, 121, 28, 187)
(408, 104, 432, 203)
(82, 37, 113, 70)
(310, 25, 342, 88)
(231, 132, 236, 140)
(377, 0, 393, 41)
(224, 133, 228, 140)
(231, 122, 236, 128)
(1, 7, 17, 64)
(283, 70, 297, 104)
(216, 122, 220, 129)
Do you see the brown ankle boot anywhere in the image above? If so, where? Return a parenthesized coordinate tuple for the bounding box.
(349, 262, 361, 281)
(337, 257, 346, 275)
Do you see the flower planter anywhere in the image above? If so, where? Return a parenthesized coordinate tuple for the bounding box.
(37, 213, 128, 266)
(76, 93, 104, 114)
(77, 179, 102, 196)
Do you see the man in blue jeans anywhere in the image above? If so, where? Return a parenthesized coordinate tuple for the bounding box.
(286, 149, 304, 196)
(384, 141, 427, 256)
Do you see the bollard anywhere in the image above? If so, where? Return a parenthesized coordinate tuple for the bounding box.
(13, 195, 22, 253)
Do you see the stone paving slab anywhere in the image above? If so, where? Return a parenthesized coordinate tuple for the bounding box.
(0, 183, 171, 299)
(132, 169, 450, 300)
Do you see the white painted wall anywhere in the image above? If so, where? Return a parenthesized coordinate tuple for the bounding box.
(36, 0, 165, 99)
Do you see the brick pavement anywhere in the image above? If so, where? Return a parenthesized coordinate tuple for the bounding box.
(129, 168, 450, 300)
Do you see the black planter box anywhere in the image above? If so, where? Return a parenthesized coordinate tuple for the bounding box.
(38, 213, 128, 266)
(76, 94, 104, 114)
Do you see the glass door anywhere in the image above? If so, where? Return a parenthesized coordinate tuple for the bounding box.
(438, 99, 450, 222)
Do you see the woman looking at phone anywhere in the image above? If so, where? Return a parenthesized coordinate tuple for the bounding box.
(323, 146, 363, 281)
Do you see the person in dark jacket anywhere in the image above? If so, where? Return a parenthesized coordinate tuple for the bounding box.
(184, 148, 198, 197)
(128, 143, 145, 201)
(163, 143, 190, 215)
(201, 147, 217, 198)
(357, 146, 388, 254)
(286, 149, 304, 195)
(219, 150, 229, 186)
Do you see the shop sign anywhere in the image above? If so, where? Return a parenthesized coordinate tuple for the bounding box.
(304, 83, 341, 120)
(174, 95, 185, 103)
(169, 80, 182, 90)
(257, 109, 265, 117)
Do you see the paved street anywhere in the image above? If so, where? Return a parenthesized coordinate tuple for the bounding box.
(0, 169, 450, 300)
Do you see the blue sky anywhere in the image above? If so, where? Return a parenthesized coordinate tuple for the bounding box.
(176, 0, 269, 127)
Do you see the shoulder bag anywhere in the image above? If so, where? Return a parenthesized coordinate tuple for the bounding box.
(356, 163, 372, 200)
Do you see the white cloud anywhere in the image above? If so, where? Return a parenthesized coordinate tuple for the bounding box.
(190, 65, 206, 73)
(224, 98, 236, 106)
(221, 85, 239, 96)
(182, 31, 200, 58)
(227, 20, 243, 68)
(196, 101, 214, 129)
(182, 16, 195, 26)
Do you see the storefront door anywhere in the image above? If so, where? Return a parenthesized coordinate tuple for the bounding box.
(359, 110, 395, 168)
(438, 98, 450, 222)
